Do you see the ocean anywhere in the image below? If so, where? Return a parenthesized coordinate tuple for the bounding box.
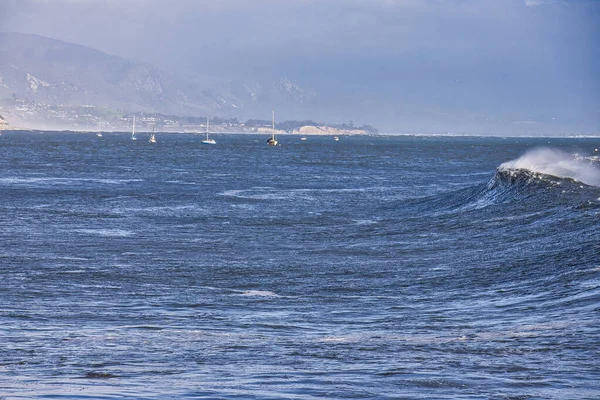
(1, 131, 599, 399)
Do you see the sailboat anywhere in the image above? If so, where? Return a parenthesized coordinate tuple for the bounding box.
(201, 117, 216, 145)
(131, 116, 137, 140)
(149, 126, 156, 143)
(96, 118, 102, 137)
(267, 109, 278, 146)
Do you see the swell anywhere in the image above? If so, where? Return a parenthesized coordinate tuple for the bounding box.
(380, 151, 600, 327)
(499, 147, 600, 187)
(394, 148, 600, 216)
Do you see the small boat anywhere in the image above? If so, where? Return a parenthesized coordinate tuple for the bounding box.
(201, 117, 216, 145)
(96, 118, 102, 137)
(300, 137, 307, 141)
(131, 116, 137, 140)
(149, 127, 156, 143)
(333, 136, 339, 141)
(267, 109, 278, 146)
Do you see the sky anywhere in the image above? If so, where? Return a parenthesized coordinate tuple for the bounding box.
(1, 0, 599, 134)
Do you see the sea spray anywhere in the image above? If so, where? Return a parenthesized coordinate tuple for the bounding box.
(499, 148, 600, 187)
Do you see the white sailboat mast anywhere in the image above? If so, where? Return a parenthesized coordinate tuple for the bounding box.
(272, 109, 275, 139)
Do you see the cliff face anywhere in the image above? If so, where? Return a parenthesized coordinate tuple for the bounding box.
(0, 113, 12, 129)
(293, 125, 367, 135)
(257, 127, 286, 135)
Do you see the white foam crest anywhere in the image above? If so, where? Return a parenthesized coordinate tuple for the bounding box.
(239, 290, 279, 297)
(219, 188, 315, 201)
(220, 186, 379, 201)
(499, 148, 600, 187)
(75, 228, 134, 237)
(352, 219, 379, 225)
(0, 177, 142, 186)
(114, 205, 206, 217)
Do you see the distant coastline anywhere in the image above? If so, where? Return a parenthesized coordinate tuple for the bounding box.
(258, 125, 370, 136)
(0, 114, 18, 130)
(0, 104, 378, 135)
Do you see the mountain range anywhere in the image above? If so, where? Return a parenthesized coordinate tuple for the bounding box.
(1, 31, 596, 135)
(0, 32, 317, 123)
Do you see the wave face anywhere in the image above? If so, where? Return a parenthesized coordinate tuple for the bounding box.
(399, 150, 600, 216)
(415, 147, 600, 215)
(0, 133, 599, 399)
(498, 147, 600, 187)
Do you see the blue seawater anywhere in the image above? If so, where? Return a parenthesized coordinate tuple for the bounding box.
(0, 131, 599, 399)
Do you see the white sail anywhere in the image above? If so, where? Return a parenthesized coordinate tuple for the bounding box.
(267, 109, 278, 146)
(131, 116, 137, 140)
(96, 117, 102, 137)
(202, 116, 216, 145)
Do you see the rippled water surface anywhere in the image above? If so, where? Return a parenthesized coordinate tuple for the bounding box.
(1, 132, 599, 399)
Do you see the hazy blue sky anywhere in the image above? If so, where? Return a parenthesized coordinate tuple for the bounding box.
(1, 0, 598, 133)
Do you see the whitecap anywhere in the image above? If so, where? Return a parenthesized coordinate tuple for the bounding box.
(93, 178, 143, 185)
(239, 290, 279, 297)
(0, 177, 142, 186)
(221, 189, 245, 197)
(115, 205, 204, 216)
(219, 186, 384, 201)
(499, 148, 600, 187)
(165, 180, 197, 185)
(319, 336, 353, 343)
(352, 219, 378, 225)
(75, 229, 134, 237)
(219, 187, 315, 201)
(317, 335, 363, 344)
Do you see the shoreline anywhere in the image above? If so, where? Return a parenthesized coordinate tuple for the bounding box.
(1, 128, 598, 139)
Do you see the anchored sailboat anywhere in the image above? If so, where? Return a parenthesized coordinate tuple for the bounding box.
(201, 117, 216, 145)
(149, 126, 156, 143)
(267, 109, 278, 146)
(131, 116, 137, 140)
(96, 117, 102, 137)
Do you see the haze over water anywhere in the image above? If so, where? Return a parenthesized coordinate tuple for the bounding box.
(1, 132, 599, 399)
(2, 0, 599, 133)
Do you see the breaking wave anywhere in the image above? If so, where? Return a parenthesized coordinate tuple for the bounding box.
(399, 148, 600, 215)
(498, 148, 600, 187)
